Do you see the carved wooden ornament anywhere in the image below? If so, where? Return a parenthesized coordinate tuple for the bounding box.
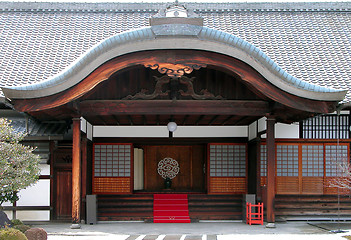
(144, 62, 206, 78)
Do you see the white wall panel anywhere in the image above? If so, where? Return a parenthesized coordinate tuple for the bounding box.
(94, 126, 166, 138)
(94, 126, 248, 138)
(80, 117, 87, 133)
(258, 117, 266, 132)
(40, 164, 50, 175)
(248, 122, 257, 141)
(87, 121, 93, 141)
(275, 123, 299, 138)
(174, 126, 248, 137)
(16, 211, 49, 221)
(17, 180, 50, 206)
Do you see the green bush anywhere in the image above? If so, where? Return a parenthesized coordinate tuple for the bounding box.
(13, 225, 31, 233)
(11, 219, 24, 226)
(0, 227, 28, 240)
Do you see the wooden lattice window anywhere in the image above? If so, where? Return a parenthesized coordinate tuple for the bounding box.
(325, 144, 349, 177)
(301, 114, 350, 139)
(276, 144, 299, 177)
(209, 144, 246, 177)
(260, 145, 267, 177)
(93, 143, 132, 194)
(259, 142, 350, 195)
(94, 144, 131, 177)
(301, 145, 324, 177)
(208, 143, 247, 194)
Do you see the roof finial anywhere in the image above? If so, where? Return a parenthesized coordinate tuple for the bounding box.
(175, 0, 179, 5)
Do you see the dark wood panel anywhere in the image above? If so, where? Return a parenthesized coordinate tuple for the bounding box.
(192, 145, 206, 191)
(79, 100, 270, 116)
(275, 195, 351, 219)
(54, 170, 72, 220)
(143, 145, 205, 192)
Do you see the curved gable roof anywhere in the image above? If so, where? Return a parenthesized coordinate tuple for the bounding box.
(2, 23, 347, 102)
(0, 2, 349, 104)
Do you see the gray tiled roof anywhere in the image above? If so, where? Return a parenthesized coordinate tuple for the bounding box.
(0, 2, 351, 102)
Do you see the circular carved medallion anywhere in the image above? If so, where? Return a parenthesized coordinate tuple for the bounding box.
(157, 157, 180, 179)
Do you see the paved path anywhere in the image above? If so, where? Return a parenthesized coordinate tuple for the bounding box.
(33, 222, 351, 240)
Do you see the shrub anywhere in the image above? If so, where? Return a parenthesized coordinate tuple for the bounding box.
(13, 224, 31, 234)
(0, 227, 28, 240)
(11, 219, 24, 226)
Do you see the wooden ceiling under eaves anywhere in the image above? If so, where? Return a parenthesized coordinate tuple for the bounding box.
(27, 65, 273, 126)
(18, 49, 334, 126)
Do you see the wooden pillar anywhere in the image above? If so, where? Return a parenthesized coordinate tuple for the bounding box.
(81, 133, 87, 222)
(266, 117, 276, 226)
(49, 141, 56, 220)
(71, 118, 81, 228)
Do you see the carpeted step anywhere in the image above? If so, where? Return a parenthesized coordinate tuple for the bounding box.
(153, 194, 191, 223)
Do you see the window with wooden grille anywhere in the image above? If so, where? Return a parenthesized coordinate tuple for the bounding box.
(259, 142, 350, 195)
(93, 143, 132, 194)
(325, 144, 348, 177)
(208, 143, 247, 194)
(276, 145, 299, 177)
(302, 145, 324, 177)
(301, 114, 350, 139)
(260, 145, 267, 177)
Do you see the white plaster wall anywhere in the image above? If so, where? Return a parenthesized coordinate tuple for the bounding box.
(248, 122, 257, 141)
(40, 164, 50, 175)
(174, 126, 248, 137)
(261, 122, 300, 139)
(87, 121, 93, 141)
(3, 164, 51, 221)
(94, 126, 248, 138)
(94, 126, 166, 138)
(80, 117, 87, 133)
(16, 211, 50, 221)
(17, 180, 50, 206)
(275, 123, 300, 138)
(258, 117, 266, 132)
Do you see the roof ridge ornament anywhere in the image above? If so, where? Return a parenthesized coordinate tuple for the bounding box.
(150, 1, 203, 28)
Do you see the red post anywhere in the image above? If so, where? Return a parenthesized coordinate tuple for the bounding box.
(266, 117, 276, 226)
(71, 118, 81, 228)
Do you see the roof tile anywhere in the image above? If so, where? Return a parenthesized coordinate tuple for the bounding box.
(0, 2, 351, 101)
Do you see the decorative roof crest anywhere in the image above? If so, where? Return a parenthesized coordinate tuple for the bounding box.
(150, 1, 203, 27)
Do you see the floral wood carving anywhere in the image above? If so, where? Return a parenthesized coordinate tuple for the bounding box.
(144, 62, 206, 78)
(179, 76, 223, 100)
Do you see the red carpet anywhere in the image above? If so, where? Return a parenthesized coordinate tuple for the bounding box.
(153, 194, 191, 223)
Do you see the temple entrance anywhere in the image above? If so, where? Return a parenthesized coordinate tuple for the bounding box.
(143, 145, 206, 192)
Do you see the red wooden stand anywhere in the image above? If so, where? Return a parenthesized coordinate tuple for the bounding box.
(246, 202, 264, 225)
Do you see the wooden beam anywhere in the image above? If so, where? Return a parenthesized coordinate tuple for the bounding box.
(156, 115, 160, 125)
(79, 100, 270, 116)
(221, 115, 234, 125)
(195, 115, 205, 125)
(111, 115, 120, 125)
(208, 115, 219, 125)
(266, 117, 276, 225)
(71, 118, 81, 227)
(182, 115, 189, 125)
